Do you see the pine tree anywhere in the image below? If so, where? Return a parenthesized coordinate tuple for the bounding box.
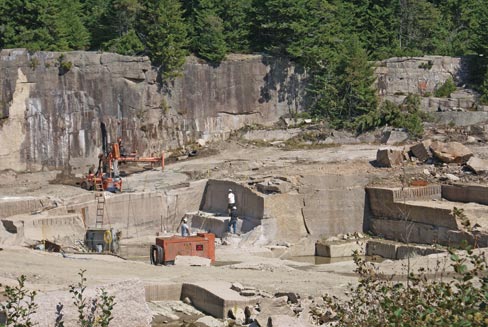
(0, 0, 53, 51)
(192, 0, 227, 62)
(217, 0, 252, 53)
(95, 0, 144, 55)
(336, 37, 378, 127)
(138, 0, 189, 78)
(47, 0, 90, 50)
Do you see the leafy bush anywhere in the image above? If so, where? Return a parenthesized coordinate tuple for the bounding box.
(434, 77, 456, 97)
(325, 242, 488, 327)
(353, 94, 428, 137)
(1, 270, 115, 327)
(0, 275, 38, 327)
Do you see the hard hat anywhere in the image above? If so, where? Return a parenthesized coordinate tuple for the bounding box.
(228, 188, 233, 192)
(182, 218, 187, 223)
(232, 206, 237, 210)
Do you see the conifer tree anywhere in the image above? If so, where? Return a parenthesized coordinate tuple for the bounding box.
(138, 0, 189, 78)
(192, 0, 227, 62)
(217, 0, 252, 53)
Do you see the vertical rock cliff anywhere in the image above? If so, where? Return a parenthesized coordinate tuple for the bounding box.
(0, 50, 304, 174)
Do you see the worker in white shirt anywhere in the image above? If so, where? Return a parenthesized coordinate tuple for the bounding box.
(227, 188, 236, 215)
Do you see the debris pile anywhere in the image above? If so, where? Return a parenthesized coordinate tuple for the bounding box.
(376, 139, 488, 183)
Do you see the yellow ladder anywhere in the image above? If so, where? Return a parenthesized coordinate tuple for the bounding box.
(95, 179, 105, 228)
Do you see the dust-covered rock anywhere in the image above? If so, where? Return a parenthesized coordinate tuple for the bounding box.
(430, 141, 473, 164)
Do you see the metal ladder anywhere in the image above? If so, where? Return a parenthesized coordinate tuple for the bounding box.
(95, 179, 105, 228)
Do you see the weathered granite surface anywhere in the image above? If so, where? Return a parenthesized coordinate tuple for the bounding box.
(0, 50, 484, 174)
(0, 50, 304, 173)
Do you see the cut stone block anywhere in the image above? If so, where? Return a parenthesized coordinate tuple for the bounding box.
(366, 240, 398, 259)
(181, 281, 258, 319)
(315, 240, 366, 258)
(410, 140, 432, 162)
(376, 149, 404, 167)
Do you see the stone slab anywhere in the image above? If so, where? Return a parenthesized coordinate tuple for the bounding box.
(315, 240, 366, 258)
(366, 240, 398, 259)
(376, 149, 404, 167)
(145, 283, 183, 301)
(442, 184, 488, 206)
(181, 281, 258, 319)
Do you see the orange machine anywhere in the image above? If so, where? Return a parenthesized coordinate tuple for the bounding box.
(150, 233, 215, 265)
(81, 123, 164, 192)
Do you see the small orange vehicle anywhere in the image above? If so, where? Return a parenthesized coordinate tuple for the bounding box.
(81, 123, 164, 192)
(150, 233, 216, 265)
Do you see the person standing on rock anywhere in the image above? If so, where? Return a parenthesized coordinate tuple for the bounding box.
(228, 206, 238, 234)
(228, 188, 236, 214)
(178, 218, 191, 237)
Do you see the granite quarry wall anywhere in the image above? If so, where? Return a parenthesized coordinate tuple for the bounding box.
(0, 50, 304, 174)
(2, 50, 486, 176)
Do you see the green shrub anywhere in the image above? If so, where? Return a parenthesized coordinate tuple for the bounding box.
(0, 270, 115, 327)
(353, 94, 426, 138)
(325, 239, 488, 327)
(434, 77, 456, 97)
(0, 275, 38, 327)
(418, 60, 433, 70)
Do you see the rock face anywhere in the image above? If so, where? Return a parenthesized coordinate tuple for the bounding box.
(0, 50, 304, 174)
(376, 56, 465, 101)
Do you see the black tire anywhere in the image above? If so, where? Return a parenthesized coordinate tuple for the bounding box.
(150, 245, 164, 265)
(81, 181, 88, 190)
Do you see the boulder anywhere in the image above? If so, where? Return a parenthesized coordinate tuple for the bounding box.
(240, 289, 258, 297)
(410, 140, 432, 162)
(274, 292, 299, 304)
(228, 307, 245, 324)
(256, 179, 292, 194)
(466, 157, 488, 174)
(231, 282, 244, 292)
(445, 173, 460, 182)
(430, 141, 473, 164)
(376, 149, 404, 167)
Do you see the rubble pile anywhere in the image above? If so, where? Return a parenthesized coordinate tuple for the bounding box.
(376, 138, 488, 184)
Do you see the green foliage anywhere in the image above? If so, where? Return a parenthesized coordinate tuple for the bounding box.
(434, 77, 457, 97)
(353, 95, 426, 137)
(0, 270, 115, 327)
(418, 60, 433, 70)
(217, 0, 252, 53)
(481, 70, 488, 105)
(102, 29, 144, 56)
(192, 0, 227, 62)
(67, 269, 116, 327)
(0, 275, 38, 327)
(137, 0, 188, 78)
(325, 244, 488, 327)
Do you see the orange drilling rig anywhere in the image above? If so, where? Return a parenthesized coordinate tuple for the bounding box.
(81, 122, 164, 192)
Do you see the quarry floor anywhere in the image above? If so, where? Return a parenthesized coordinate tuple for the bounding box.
(0, 140, 486, 302)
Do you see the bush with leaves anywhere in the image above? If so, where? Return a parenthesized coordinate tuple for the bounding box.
(353, 94, 430, 137)
(1, 270, 115, 327)
(0, 275, 38, 327)
(434, 77, 457, 98)
(323, 242, 488, 327)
